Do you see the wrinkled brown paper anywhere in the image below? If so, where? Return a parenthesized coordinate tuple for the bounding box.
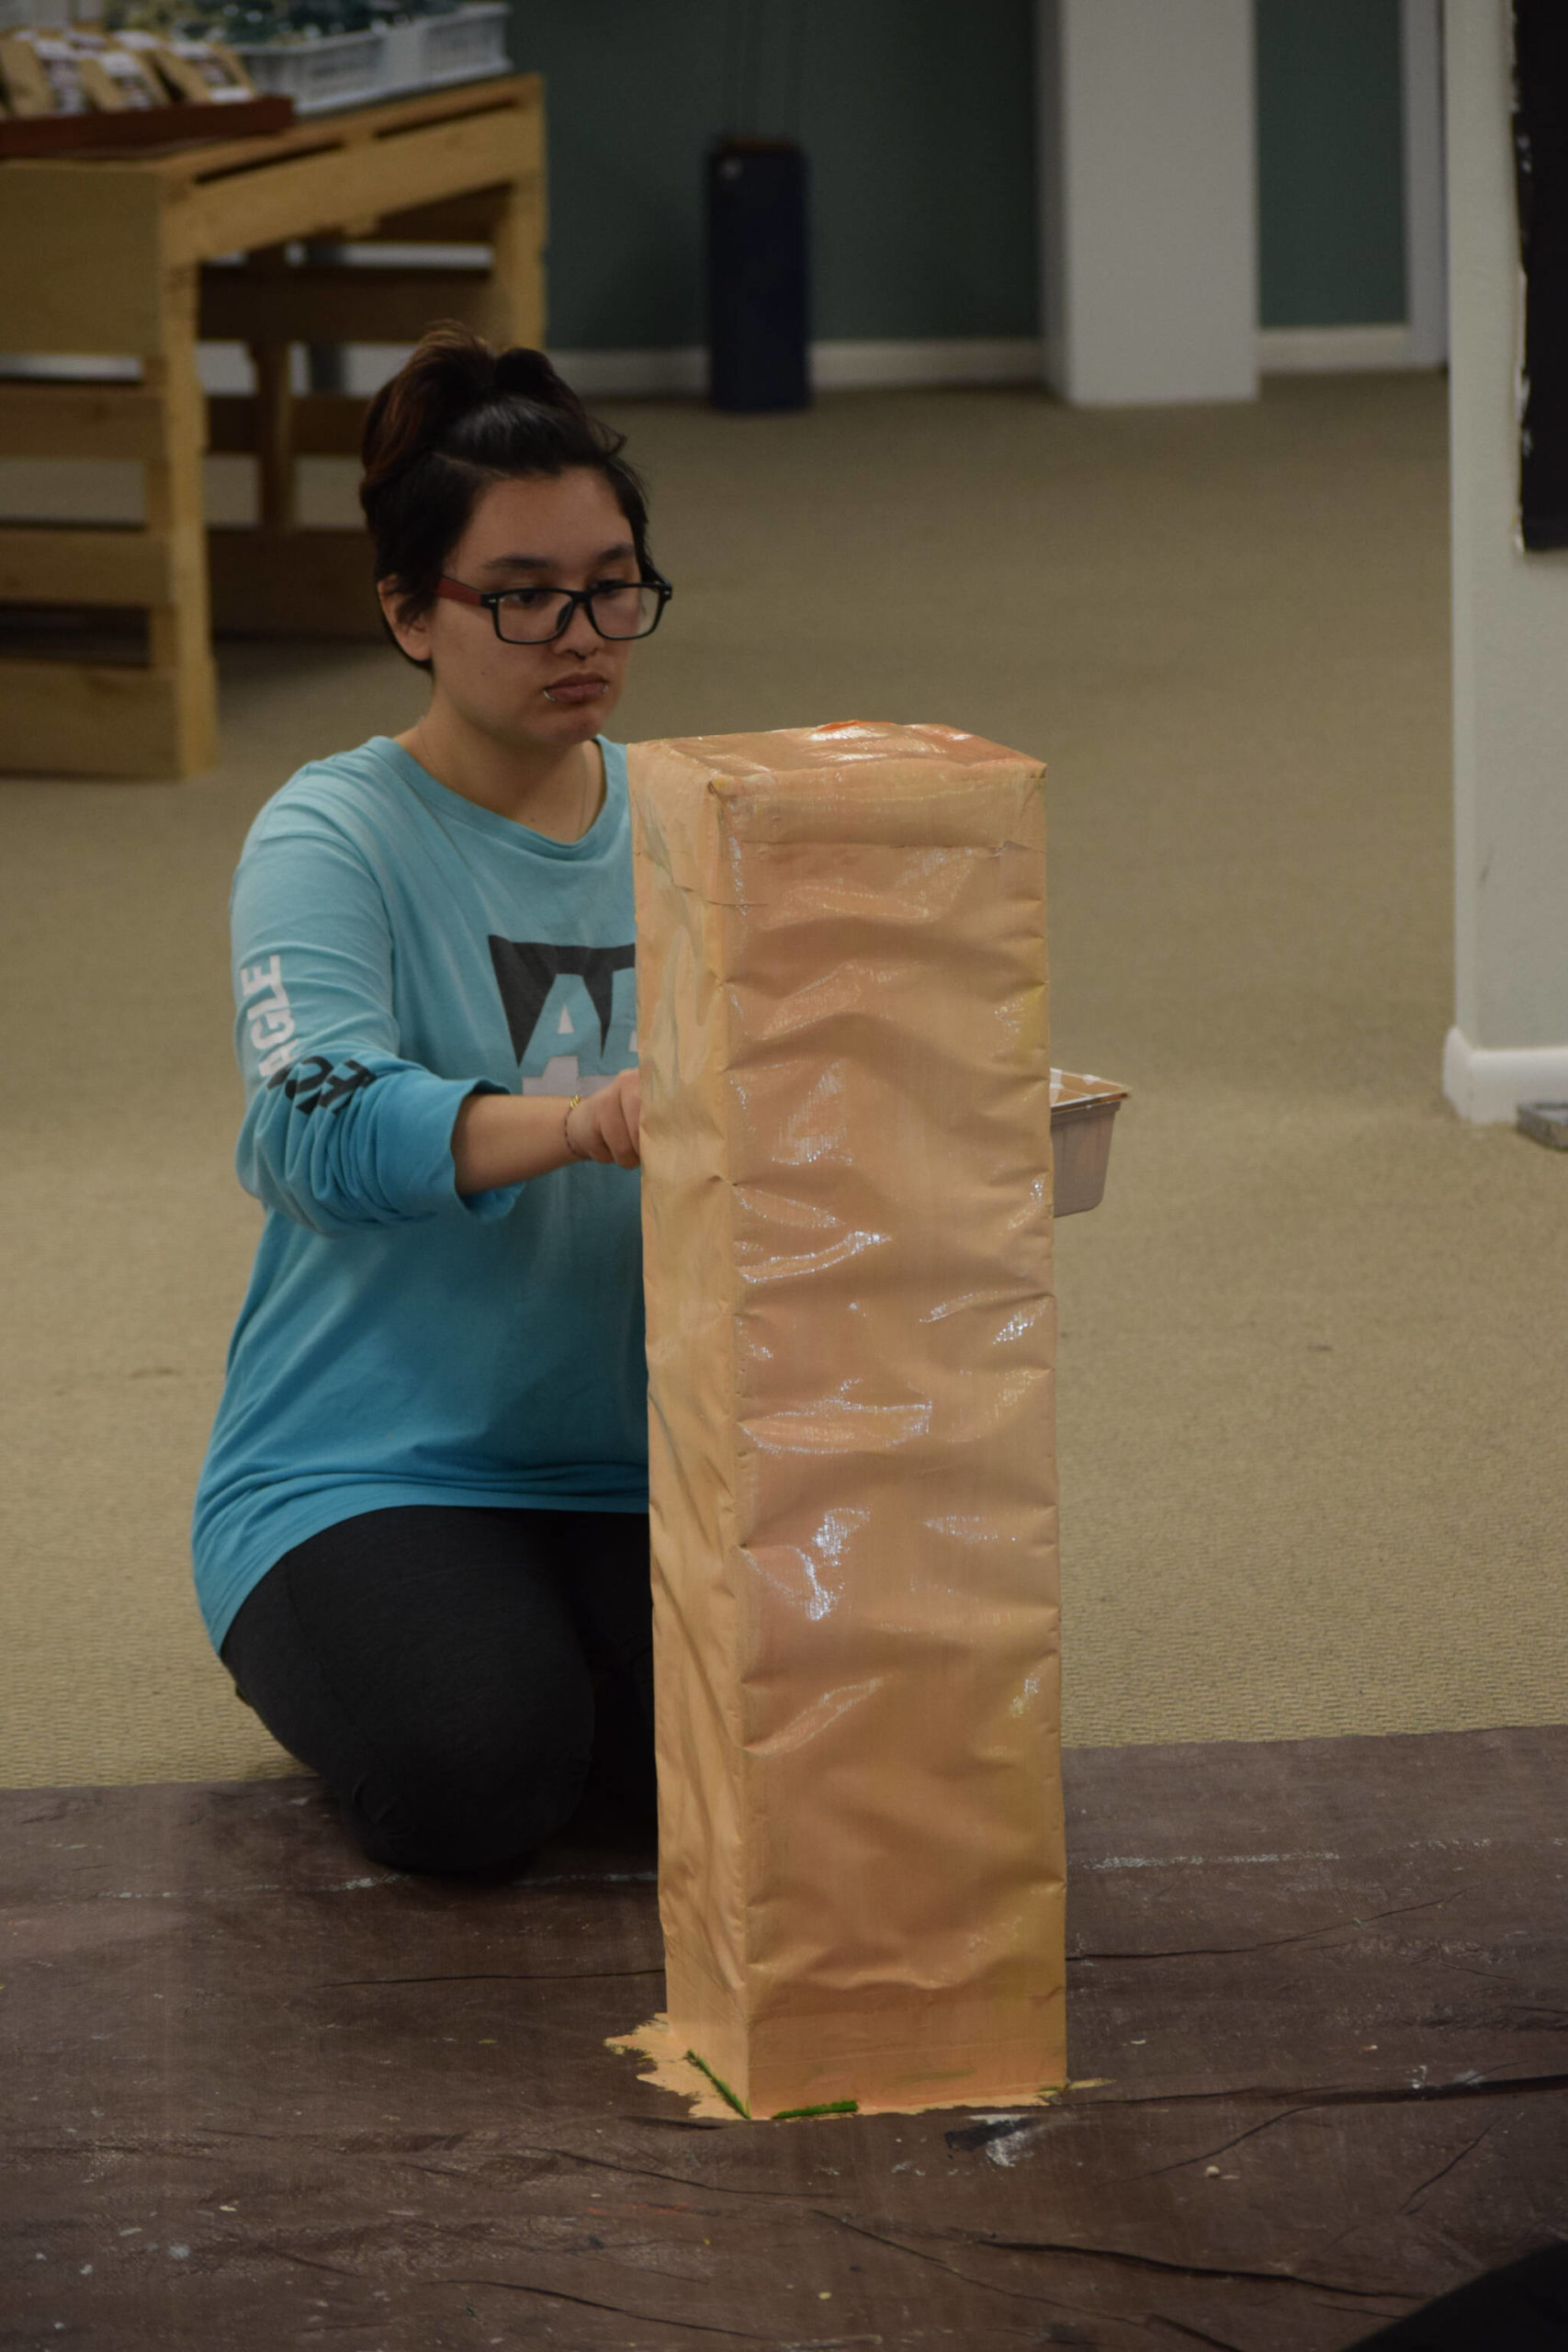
(626, 721, 1064, 2120)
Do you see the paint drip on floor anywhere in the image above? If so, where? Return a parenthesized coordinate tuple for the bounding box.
(607, 2013, 1096, 2124)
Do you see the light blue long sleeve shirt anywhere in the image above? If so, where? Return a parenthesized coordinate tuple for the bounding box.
(192, 734, 647, 1652)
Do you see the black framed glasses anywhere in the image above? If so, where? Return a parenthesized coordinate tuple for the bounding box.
(435, 571, 673, 644)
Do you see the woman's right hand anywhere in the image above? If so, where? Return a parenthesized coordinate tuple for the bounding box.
(566, 1068, 641, 1169)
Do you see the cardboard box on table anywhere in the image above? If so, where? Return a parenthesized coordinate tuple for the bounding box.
(627, 721, 1064, 2120)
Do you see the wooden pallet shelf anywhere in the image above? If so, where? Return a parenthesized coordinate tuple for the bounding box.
(0, 73, 544, 779)
(0, 656, 188, 777)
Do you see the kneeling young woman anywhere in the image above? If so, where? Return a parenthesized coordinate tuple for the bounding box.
(192, 327, 671, 1873)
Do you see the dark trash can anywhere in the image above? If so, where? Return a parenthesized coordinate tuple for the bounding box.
(706, 137, 810, 413)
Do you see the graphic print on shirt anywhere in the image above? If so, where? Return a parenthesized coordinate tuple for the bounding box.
(239, 955, 302, 1080)
(489, 937, 637, 1098)
(268, 1056, 378, 1116)
(240, 955, 378, 1114)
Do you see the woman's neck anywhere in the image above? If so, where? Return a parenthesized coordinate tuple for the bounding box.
(398, 707, 604, 840)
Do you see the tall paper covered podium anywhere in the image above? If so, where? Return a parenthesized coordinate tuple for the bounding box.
(628, 722, 1065, 2120)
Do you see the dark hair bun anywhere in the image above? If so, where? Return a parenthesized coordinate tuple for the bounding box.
(492, 345, 586, 418)
(360, 323, 585, 493)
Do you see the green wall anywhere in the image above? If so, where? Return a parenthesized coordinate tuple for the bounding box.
(512, 0, 1410, 352)
(510, 0, 1038, 349)
(1255, 0, 1406, 328)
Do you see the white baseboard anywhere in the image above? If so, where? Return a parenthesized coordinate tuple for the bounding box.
(547, 337, 1047, 398)
(1257, 323, 1422, 373)
(333, 338, 1047, 401)
(391, 328, 1427, 398)
(562, 334, 1434, 396)
(1443, 1025, 1568, 1123)
(9, 324, 1439, 408)
(13, 327, 1438, 404)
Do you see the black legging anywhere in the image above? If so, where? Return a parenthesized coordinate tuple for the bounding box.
(220, 1505, 655, 1875)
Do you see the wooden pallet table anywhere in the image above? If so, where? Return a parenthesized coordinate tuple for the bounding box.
(0, 74, 545, 778)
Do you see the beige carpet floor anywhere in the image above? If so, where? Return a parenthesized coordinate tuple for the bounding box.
(3, 371, 1563, 1789)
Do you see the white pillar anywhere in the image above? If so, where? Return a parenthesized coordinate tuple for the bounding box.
(1035, 0, 1257, 406)
(1444, 3, 1568, 1121)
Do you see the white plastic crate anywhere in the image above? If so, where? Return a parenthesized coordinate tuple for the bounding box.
(233, 24, 384, 112)
(229, 6, 509, 118)
(377, 14, 420, 90)
(415, 0, 506, 88)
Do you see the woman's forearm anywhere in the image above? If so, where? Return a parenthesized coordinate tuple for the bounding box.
(452, 1069, 641, 1193)
(452, 1090, 578, 1192)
